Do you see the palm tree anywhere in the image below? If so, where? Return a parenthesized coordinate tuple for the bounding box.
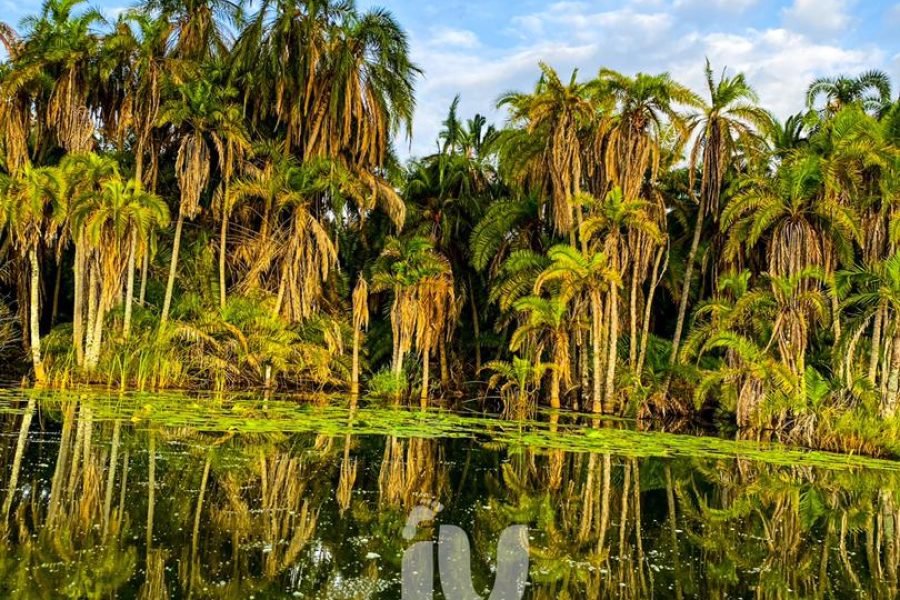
(157, 77, 249, 325)
(510, 295, 571, 410)
(0, 164, 64, 382)
(61, 152, 120, 366)
(807, 70, 892, 117)
(497, 63, 598, 240)
(372, 236, 455, 405)
(233, 0, 419, 171)
(140, 0, 239, 60)
(670, 61, 772, 369)
(841, 254, 900, 416)
(534, 244, 619, 413)
(71, 177, 169, 366)
(722, 151, 860, 283)
(14, 0, 106, 153)
(482, 355, 553, 418)
(582, 187, 663, 411)
(596, 68, 702, 201)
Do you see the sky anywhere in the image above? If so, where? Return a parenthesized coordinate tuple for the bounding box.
(3, 0, 899, 157)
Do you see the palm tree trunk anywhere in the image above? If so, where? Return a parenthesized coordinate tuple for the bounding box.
(591, 292, 603, 414)
(351, 325, 361, 400)
(469, 278, 482, 373)
(670, 209, 704, 367)
(549, 367, 560, 410)
(139, 244, 149, 306)
(85, 264, 98, 367)
(161, 210, 185, 326)
(604, 284, 619, 413)
(883, 333, 900, 418)
(123, 232, 137, 340)
(629, 260, 639, 368)
(870, 301, 885, 384)
(420, 339, 431, 409)
(637, 247, 665, 379)
(50, 258, 62, 327)
(28, 247, 45, 384)
(219, 202, 228, 310)
(73, 244, 85, 367)
(439, 339, 450, 390)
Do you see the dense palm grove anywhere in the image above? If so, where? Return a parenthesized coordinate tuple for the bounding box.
(2, 1, 900, 453)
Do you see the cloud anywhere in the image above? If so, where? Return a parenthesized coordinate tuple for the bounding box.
(674, 0, 759, 11)
(426, 27, 480, 49)
(782, 0, 856, 35)
(400, 0, 889, 158)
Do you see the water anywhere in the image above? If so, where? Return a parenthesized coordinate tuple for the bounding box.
(0, 391, 899, 598)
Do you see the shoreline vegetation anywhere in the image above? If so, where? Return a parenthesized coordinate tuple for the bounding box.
(1, 2, 900, 458)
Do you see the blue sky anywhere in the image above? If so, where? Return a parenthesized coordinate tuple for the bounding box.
(4, 0, 899, 156)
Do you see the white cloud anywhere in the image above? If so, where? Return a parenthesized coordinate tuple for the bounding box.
(782, 0, 856, 34)
(674, 0, 759, 11)
(401, 0, 889, 158)
(426, 27, 480, 49)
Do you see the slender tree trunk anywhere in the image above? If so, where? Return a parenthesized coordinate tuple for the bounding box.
(870, 301, 885, 385)
(85, 264, 98, 368)
(219, 201, 228, 310)
(637, 247, 665, 379)
(28, 247, 45, 384)
(123, 232, 137, 340)
(73, 244, 85, 367)
(604, 284, 619, 413)
(629, 260, 639, 368)
(591, 292, 603, 414)
(420, 339, 431, 409)
(550, 363, 561, 410)
(161, 211, 185, 326)
(670, 209, 704, 367)
(139, 245, 149, 306)
(883, 333, 900, 418)
(50, 258, 62, 327)
(351, 325, 361, 400)
(439, 339, 450, 390)
(469, 280, 482, 374)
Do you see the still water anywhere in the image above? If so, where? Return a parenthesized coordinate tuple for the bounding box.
(1, 390, 899, 599)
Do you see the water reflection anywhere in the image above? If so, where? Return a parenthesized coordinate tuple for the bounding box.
(0, 395, 898, 598)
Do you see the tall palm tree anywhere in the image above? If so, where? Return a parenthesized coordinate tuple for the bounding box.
(841, 254, 900, 416)
(497, 63, 599, 240)
(582, 187, 663, 410)
(596, 68, 702, 201)
(71, 176, 168, 365)
(534, 244, 619, 413)
(722, 151, 860, 283)
(372, 236, 455, 405)
(14, 0, 105, 153)
(157, 76, 249, 325)
(233, 0, 419, 171)
(807, 70, 892, 117)
(140, 0, 239, 60)
(0, 164, 64, 382)
(510, 295, 571, 410)
(670, 61, 772, 369)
